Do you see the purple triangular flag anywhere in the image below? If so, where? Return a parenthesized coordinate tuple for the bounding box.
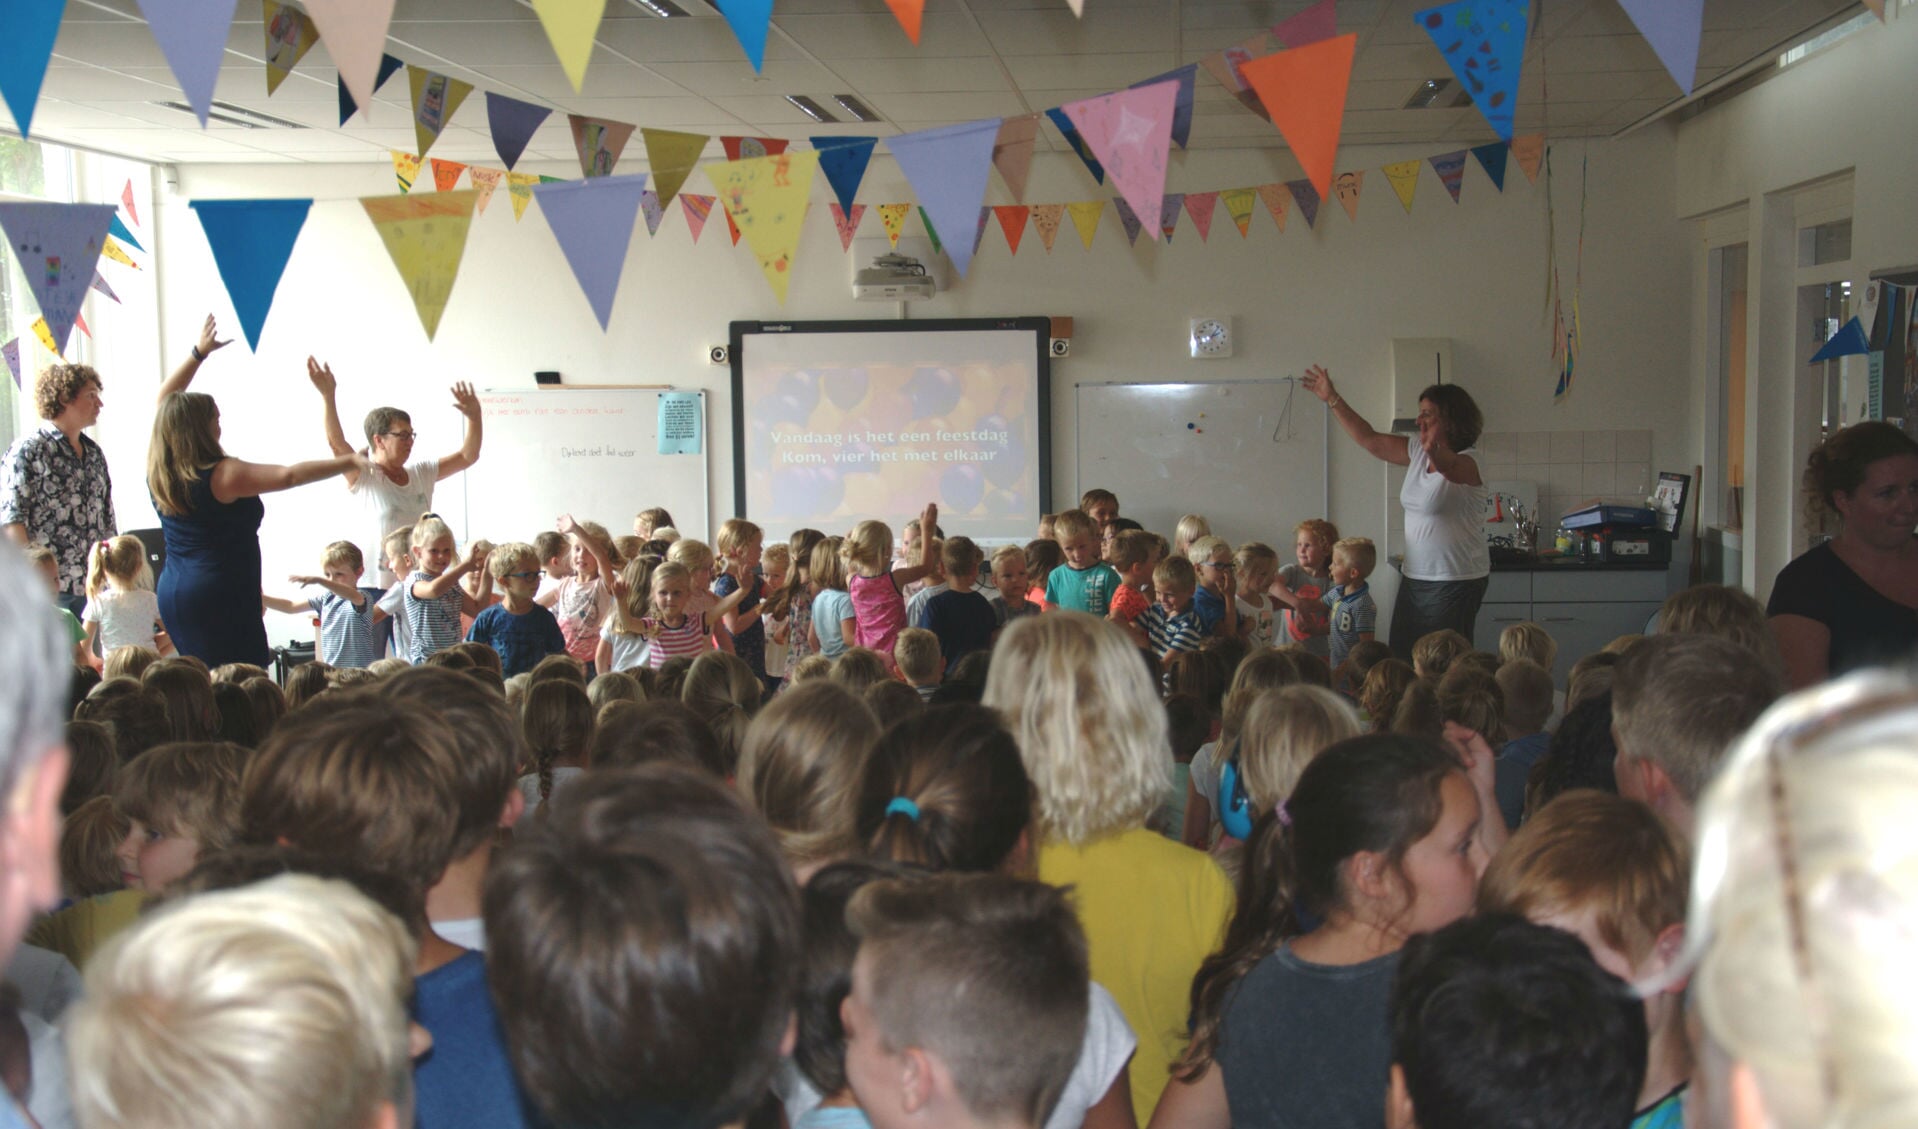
(1112, 197, 1143, 246)
(337, 52, 403, 126)
(887, 118, 1002, 277)
(89, 270, 120, 304)
(1470, 142, 1508, 191)
(640, 189, 664, 236)
(2, 339, 19, 389)
(532, 173, 648, 330)
(1430, 150, 1467, 202)
(1810, 317, 1870, 362)
(0, 0, 66, 139)
(1286, 179, 1321, 228)
(136, 0, 241, 126)
(1616, 0, 1704, 94)
(1159, 193, 1184, 242)
(0, 202, 115, 352)
(486, 91, 552, 171)
(1131, 65, 1198, 149)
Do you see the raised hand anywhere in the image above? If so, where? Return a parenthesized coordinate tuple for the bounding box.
(450, 381, 481, 421)
(556, 514, 579, 537)
(306, 357, 337, 397)
(196, 314, 231, 359)
(1300, 364, 1337, 405)
(1442, 721, 1497, 787)
(466, 540, 494, 567)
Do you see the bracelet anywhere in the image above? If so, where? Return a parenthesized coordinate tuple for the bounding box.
(1328, 396, 1343, 410)
(191, 345, 205, 362)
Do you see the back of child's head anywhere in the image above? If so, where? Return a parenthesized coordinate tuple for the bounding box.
(63, 719, 118, 814)
(634, 506, 676, 537)
(714, 517, 762, 568)
(1613, 634, 1782, 805)
(682, 651, 763, 730)
(892, 627, 941, 685)
(737, 680, 879, 870)
(789, 654, 833, 684)
(60, 794, 127, 899)
(1359, 658, 1417, 732)
(610, 555, 655, 623)
(102, 644, 159, 682)
(858, 704, 1032, 874)
(533, 529, 567, 565)
(71, 663, 101, 714)
(1052, 508, 1097, 544)
(378, 665, 524, 861)
(1657, 582, 1780, 664)
(1173, 513, 1211, 552)
(1497, 621, 1558, 672)
(143, 661, 218, 742)
(485, 540, 537, 581)
(1284, 647, 1333, 689)
(1294, 518, 1338, 559)
(446, 640, 502, 676)
(614, 535, 644, 563)
(588, 670, 644, 712)
(844, 519, 893, 572)
(1023, 537, 1064, 581)
(116, 740, 249, 889)
(1453, 650, 1501, 679)
(282, 661, 334, 710)
(1220, 648, 1301, 742)
(77, 677, 172, 761)
(1389, 914, 1647, 1129)
(847, 873, 1089, 1128)
(484, 764, 800, 1129)
(766, 531, 824, 621)
(1411, 629, 1472, 678)
(1109, 529, 1156, 571)
(211, 662, 268, 686)
(1390, 679, 1445, 743)
(940, 535, 982, 578)
(239, 677, 286, 744)
(1331, 536, 1377, 579)
(1437, 664, 1506, 744)
(381, 526, 413, 570)
(527, 652, 587, 689)
(1238, 685, 1364, 812)
(1337, 638, 1393, 690)
(1036, 513, 1058, 541)
(1493, 659, 1554, 736)
(831, 647, 891, 693)
(863, 679, 923, 729)
(590, 697, 726, 778)
(654, 656, 694, 699)
(87, 534, 150, 596)
(519, 678, 596, 804)
(809, 536, 849, 592)
(1526, 694, 1620, 819)
(212, 681, 260, 748)
(1164, 650, 1212, 709)
(666, 537, 715, 574)
(1566, 650, 1619, 710)
(794, 859, 916, 1099)
(1154, 553, 1197, 595)
(1164, 694, 1210, 765)
(652, 527, 681, 545)
(409, 512, 455, 555)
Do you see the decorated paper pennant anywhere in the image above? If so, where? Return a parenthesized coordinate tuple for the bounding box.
(29, 318, 60, 358)
(1045, 108, 1106, 185)
(1200, 30, 1273, 106)
(467, 167, 504, 215)
(706, 151, 818, 303)
(917, 207, 943, 255)
(643, 129, 710, 206)
(1615, 0, 1703, 94)
(307, 0, 400, 121)
(2, 339, 18, 389)
(0, 202, 115, 352)
(89, 271, 120, 303)
(1184, 191, 1218, 241)
(1111, 197, 1144, 246)
(405, 67, 472, 158)
(1429, 149, 1467, 202)
(101, 238, 140, 269)
(507, 172, 540, 221)
(540, 174, 562, 185)
(1286, 179, 1321, 228)
(715, 0, 773, 71)
(640, 189, 665, 236)
(1382, 159, 1421, 211)
(1413, 0, 1527, 142)
(723, 207, 743, 246)
(1030, 204, 1064, 252)
(262, 1, 320, 95)
(991, 115, 1040, 202)
(73, 312, 91, 340)
(569, 115, 635, 178)
(887, 118, 1002, 277)
(1512, 134, 1544, 182)
(1256, 183, 1289, 232)
(813, 137, 878, 215)
(188, 198, 312, 350)
(993, 206, 1029, 255)
(1273, 0, 1339, 47)
(108, 214, 144, 253)
(360, 190, 478, 340)
(391, 150, 420, 193)
(337, 51, 403, 125)
(534, 173, 647, 329)
(830, 203, 865, 251)
(486, 92, 552, 171)
(884, 0, 924, 43)
(721, 135, 790, 161)
(1240, 34, 1358, 199)
(1066, 201, 1103, 249)
(532, 0, 606, 93)
(1064, 0, 1083, 14)
(1810, 317, 1870, 362)
(1333, 171, 1363, 221)
(0, 0, 65, 138)
(135, 0, 240, 125)
(122, 181, 139, 227)
(680, 193, 715, 242)
(876, 203, 911, 248)
(429, 158, 467, 192)
(1470, 142, 1508, 191)
(1220, 188, 1256, 237)
(1131, 65, 1198, 149)
(970, 207, 991, 257)
(1157, 194, 1183, 242)
(1060, 80, 1179, 242)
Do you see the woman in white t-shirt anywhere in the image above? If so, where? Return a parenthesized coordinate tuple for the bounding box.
(1302, 365, 1489, 660)
(308, 358, 485, 585)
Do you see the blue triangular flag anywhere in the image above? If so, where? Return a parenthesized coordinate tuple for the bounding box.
(715, 0, 773, 71)
(888, 119, 1001, 278)
(0, 202, 116, 352)
(1414, 0, 1528, 142)
(108, 213, 144, 253)
(812, 136, 878, 217)
(1045, 107, 1106, 185)
(136, 0, 241, 126)
(1470, 142, 1508, 191)
(1810, 317, 1870, 363)
(486, 91, 552, 171)
(1131, 65, 1198, 150)
(188, 199, 311, 350)
(337, 52, 405, 125)
(0, 0, 66, 139)
(533, 174, 648, 331)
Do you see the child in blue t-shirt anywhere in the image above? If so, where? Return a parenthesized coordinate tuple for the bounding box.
(1187, 535, 1240, 639)
(466, 543, 567, 677)
(1321, 537, 1378, 669)
(1044, 509, 1121, 616)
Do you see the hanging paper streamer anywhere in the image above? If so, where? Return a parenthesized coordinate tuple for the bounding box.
(1413, 0, 1527, 142)
(640, 189, 665, 236)
(1511, 134, 1545, 183)
(1111, 198, 1144, 246)
(643, 129, 710, 207)
(1045, 108, 1107, 185)
(715, 0, 773, 71)
(994, 206, 1029, 255)
(877, 203, 911, 249)
(391, 151, 421, 193)
(830, 203, 865, 251)
(360, 190, 478, 340)
(1240, 34, 1358, 199)
(108, 214, 144, 254)
(1286, 180, 1321, 229)
(1157, 194, 1184, 243)
(507, 172, 539, 221)
(486, 92, 552, 171)
(680, 194, 714, 243)
(1060, 80, 1178, 243)
(89, 271, 120, 304)
(1382, 160, 1420, 212)
(1130, 65, 1198, 149)
(0, 202, 115, 353)
(1029, 204, 1064, 252)
(1470, 142, 1508, 191)
(135, 0, 239, 125)
(101, 238, 140, 270)
(1067, 201, 1104, 249)
(1810, 317, 1871, 363)
(533, 174, 648, 329)
(705, 151, 818, 304)
(467, 167, 504, 215)
(1333, 171, 1363, 221)
(1429, 150, 1466, 202)
(884, 0, 924, 43)
(918, 207, 943, 255)
(1256, 183, 1289, 232)
(337, 51, 403, 125)
(570, 115, 635, 178)
(188, 198, 312, 350)
(721, 136, 790, 161)
(430, 158, 467, 193)
(1273, 0, 1338, 48)
(1, 339, 18, 388)
(262, 0, 321, 95)
(1183, 191, 1218, 241)
(1615, 0, 1704, 94)
(1220, 188, 1256, 237)
(992, 115, 1041, 202)
(122, 181, 140, 227)
(887, 118, 1001, 277)
(532, 0, 606, 93)
(0, 0, 66, 139)
(813, 136, 878, 215)
(308, 0, 401, 121)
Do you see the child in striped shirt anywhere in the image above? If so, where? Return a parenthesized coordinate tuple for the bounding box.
(1139, 556, 1206, 670)
(642, 560, 714, 669)
(402, 513, 494, 664)
(262, 539, 387, 668)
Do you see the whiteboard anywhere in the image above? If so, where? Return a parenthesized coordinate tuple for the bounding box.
(461, 389, 710, 546)
(1075, 381, 1327, 549)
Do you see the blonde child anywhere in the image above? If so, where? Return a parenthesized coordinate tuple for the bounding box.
(466, 542, 567, 677)
(894, 627, 944, 701)
(712, 518, 771, 685)
(1037, 513, 1058, 542)
(84, 535, 169, 664)
(1106, 530, 1157, 645)
(1271, 519, 1336, 658)
(894, 514, 943, 598)
(760, 541, 793, 686)
(261, 540, 386, 669)
(402, 513, 493, 664)
(847, 503, 940, 662)
(373, 525, 415, 661)
(987, 543, 1038, 625)
(920, 537, 995, 668)
(598, 556, 657, 674)
(633, 506, 675, 540)
(808, 536, 855, 660)
(1233, 542, 1280, 650)
(767, 530, 823, 679)
(1186, 535, 1239, 639)
(1139, 556, 1206, 667)
(1499, 620, 1565, 727)
(641, 561, 714, 669)
(1171, 514, 1211, 562)
(667, 538, 744, 654)
(1044, 509, 1121, 616)
(537, 515, 618, 674)
(1322, 536, 1378, 669)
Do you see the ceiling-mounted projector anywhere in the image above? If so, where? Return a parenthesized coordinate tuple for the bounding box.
(853, 253, 936, 302)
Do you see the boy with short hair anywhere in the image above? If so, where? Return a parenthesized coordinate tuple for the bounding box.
(375, 526, 416, 661)
(1185, 536, 1239, 639)
(1045, 510, 1121, 617)
(1492, 659, 1555, 828)
(922, 538, 995, 668)
(1105, 530, 1156, 641)
(533, 529, 572, 602)
(24, 543, 87, 667)
(893, 628, 944, 701)
(1322, 537, 1377, 669)
(843, 873, 1088, 1129)
(986, 544, 1038, 625)
(1139, 557, 1205, 666)
(1079, 488, 1119, 531)
(465, 542, 566, 677)
(1410, 628, 1471, 680)
(1477, 791, 1690, 1129)
(263, 540, 388, 669)
(905, 539, 949, 627)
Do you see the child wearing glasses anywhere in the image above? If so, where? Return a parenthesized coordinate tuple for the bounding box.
(1186, 536, 1240, 639)
(262, 539, 388, 668)
(467, 541, 567, 676)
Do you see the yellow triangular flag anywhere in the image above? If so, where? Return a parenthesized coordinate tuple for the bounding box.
(101, 238, 140, 269)
(1382, 160, 1420, 213)
(262, 0, 321, 96)
(643, 128, 710, 207)
(877, 203, 912, 249)
(1220, 188, 1256, 237)
(391, 150, 421, 193)
(407, 66, 474, 159)
(507, 172, 539, 221)
(361, 190, 479, 340)
(532, 0, 607, 93)
(704, 151, 819, 305)
(29, 318, 61, 359)
(1334, 170, 1363, 223)
(1067, 200, 1104, 249)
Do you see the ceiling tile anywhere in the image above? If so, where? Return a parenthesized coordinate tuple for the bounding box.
(976, 10, 1179, 56)
(776, 14, 995, 58)
(872, 90, 1034, 122)
(828, 56, 1014, 93)
(1000, 52, 1177, 91)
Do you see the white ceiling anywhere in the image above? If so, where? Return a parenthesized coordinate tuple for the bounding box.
(19, 0, 1861, 167)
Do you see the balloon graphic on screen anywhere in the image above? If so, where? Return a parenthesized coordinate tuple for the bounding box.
(775, 370, 821, 418)
(905, 366, 961, 419)
(941, 464, 984, 512)
(977, 410, 1024, 489)
(824, 367, 869, 411)
(984, 488, 1024, 517)
(772, 466, 844, 517)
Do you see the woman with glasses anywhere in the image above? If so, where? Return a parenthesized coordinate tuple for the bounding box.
(307, 357, 485, 585)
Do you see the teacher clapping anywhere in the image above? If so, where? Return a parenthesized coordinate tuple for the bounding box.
(1302, 365, 1489, 659)
(147, 315, 372, 667)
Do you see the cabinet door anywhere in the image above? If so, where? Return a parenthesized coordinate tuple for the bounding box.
(1476, 603, 1534, 653)
(1531, 601, 1666, 680)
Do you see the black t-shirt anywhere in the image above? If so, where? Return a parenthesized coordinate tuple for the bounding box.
(1217, 946, 1398, 1129)
(1766, 540, 1918, 676)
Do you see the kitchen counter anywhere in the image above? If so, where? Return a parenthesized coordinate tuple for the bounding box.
(1390, 554, 1670, 574)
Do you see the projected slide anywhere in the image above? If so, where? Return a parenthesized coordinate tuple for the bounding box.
(732, 319, 1051, 540)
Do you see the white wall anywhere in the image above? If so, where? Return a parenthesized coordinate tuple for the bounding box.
(115, 125, 1694, 645)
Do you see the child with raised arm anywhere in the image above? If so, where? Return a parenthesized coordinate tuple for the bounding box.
(467, 542, 566, 677)
(1271, 519, 1337, 657)
(642, 561, 716, 669)
(532, 529, 571, 602)
(1044, 509, 1121, 616)
(403, 513, 493, 664)
(83, 534, 169, 664)
(712, 518, 771, 686)
(539, 515, 617, 676)
(847, 503, 940, 663)
(1233, 542, 1280, 650)
(669, 538, 745, 654)
(261, 539, 386, 669)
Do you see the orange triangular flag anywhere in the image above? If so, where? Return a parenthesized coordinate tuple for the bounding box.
(993, 206, 1029, 255)
(884, 0, 924, 43)
(430, 158, 467, 192)
(1512, 134, 1545, 183)
(1238, 33, 1357, 200)
(723, 205, 743, 245)
(1255, 183, 1288, 232)
(1333, 170, 1362, 222)
(877, 203, 912, 248)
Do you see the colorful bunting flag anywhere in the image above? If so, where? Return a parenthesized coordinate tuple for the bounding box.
(992, 115, 1041, 202)
(884, 0, 924, 44)
(262, 0, 321, 95)
(1413, 0, 1527, 142)
(877, 203, 911, 249)
(1382, 160, 1421, 212)
(1810, 317, 1870, 362)
(337, 52, 403, 125)
(1512, 134, 1544, 182)
(918, 207, 943, 255)
(721, 136, 790, 161)
(391, 151, 421, 193)
(971, 207, 991, 257)
(1112, 197, 1144, 246)
(0, 202, 115, 353)
(1430, 150, 1466, 202)
(706, 151, 818, 304)
(723, 207, 743, 246)
(430, 159, 467, 192)
(1615, 0, 1704, 94)
(1240, 34, 1358, 199)
(1029, 204, 1064, 252)
(830, 203, 865, 251)
(108, 214, 144, 254)
(122, 181, 139, 227)
(643, 129, 710, 207)
(640, 189, 665, 236)
(89, 271, 120, 304)
(1045, 108, 1106, 185)
(887, 118, 1002, 277)
(73, 312, 91, 340)
(28, 318, 60, 358)
(1286, 179, 1321, 228)
(467, 167, 504, 215)
(533, 173, 648, 329)
(1066, 201, 1103, 249)
(405, 67, 472, 158)
(1470, 142, 1508, 191)
(135, 0, 240, 125)
(507, 172, 539, 221)
(1273, 0, 1338, 47)
(307, 0, 401, 122)
(540, 175, 563, 185)
(1184, 191, 1218, 241)
(715, 0, 774, 71)
(680, 194, 714, 243)
(1201, 31, 1275, 122)
(188, 198, 312, 350)
(993, 206, 1029, 255)
(486, 92, 552, 171)
(1, 339, 18, 388)
(360, 190, 478, 340)
(101, 238, 140, 270)
(570, 115, 635, 178)
(1060, 80, 1179, 243)
(1131, 65, 1198, 149)
(0, 0, 65, 139)
(1333, 170, 1363, 221)
(1158, 194, 1183, 243)
(1220, 188, 1256, 237)
(813, 137, 878, 215)
(532, 0, 606, 93)
(1256, 183, 1289, 232)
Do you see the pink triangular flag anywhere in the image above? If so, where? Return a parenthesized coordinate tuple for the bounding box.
(1256, 183, 1289, 232)
(830, 202, 865, 250)
(303, 0, 400, 119)
(121, 181, 139, 226)
(1272, 0, 1337, 47)
(1184, 191, 1218, 241)
(467, 167, 503, 214)
(681, 193, 714, 242)
(74, 311, 91, 340)
(1059, 80, 1178, 242)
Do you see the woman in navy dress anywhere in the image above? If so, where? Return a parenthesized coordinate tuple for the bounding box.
(146, 317, 369, 667)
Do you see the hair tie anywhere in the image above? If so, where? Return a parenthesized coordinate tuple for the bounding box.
(1275, 801, 1293, 828)
(885, 796, 921, 823)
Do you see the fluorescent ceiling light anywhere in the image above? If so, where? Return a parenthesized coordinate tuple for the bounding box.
(1778, 11, 1875, 68)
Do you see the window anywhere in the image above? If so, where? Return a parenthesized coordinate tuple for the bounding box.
(0, 136, 81, 454)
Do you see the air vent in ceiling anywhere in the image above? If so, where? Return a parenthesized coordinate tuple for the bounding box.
(633, 0, 691, 16)
(1402, 78, 1472, 110)
(832, 94, 881, 123)
(786, 95, 839, 123)
(151, 100, 310, 129)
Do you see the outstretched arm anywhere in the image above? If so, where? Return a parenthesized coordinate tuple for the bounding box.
(1301, 365, 1409, 466)
(436, 382, 483, 479)
(210, 452, 372, 504)
(262, 593, 311, 615)
(288, 574, 367, 607)
(156, 315, 231, 402)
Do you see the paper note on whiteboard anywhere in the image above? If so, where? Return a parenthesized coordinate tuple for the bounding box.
(658, 392, 702, 455)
